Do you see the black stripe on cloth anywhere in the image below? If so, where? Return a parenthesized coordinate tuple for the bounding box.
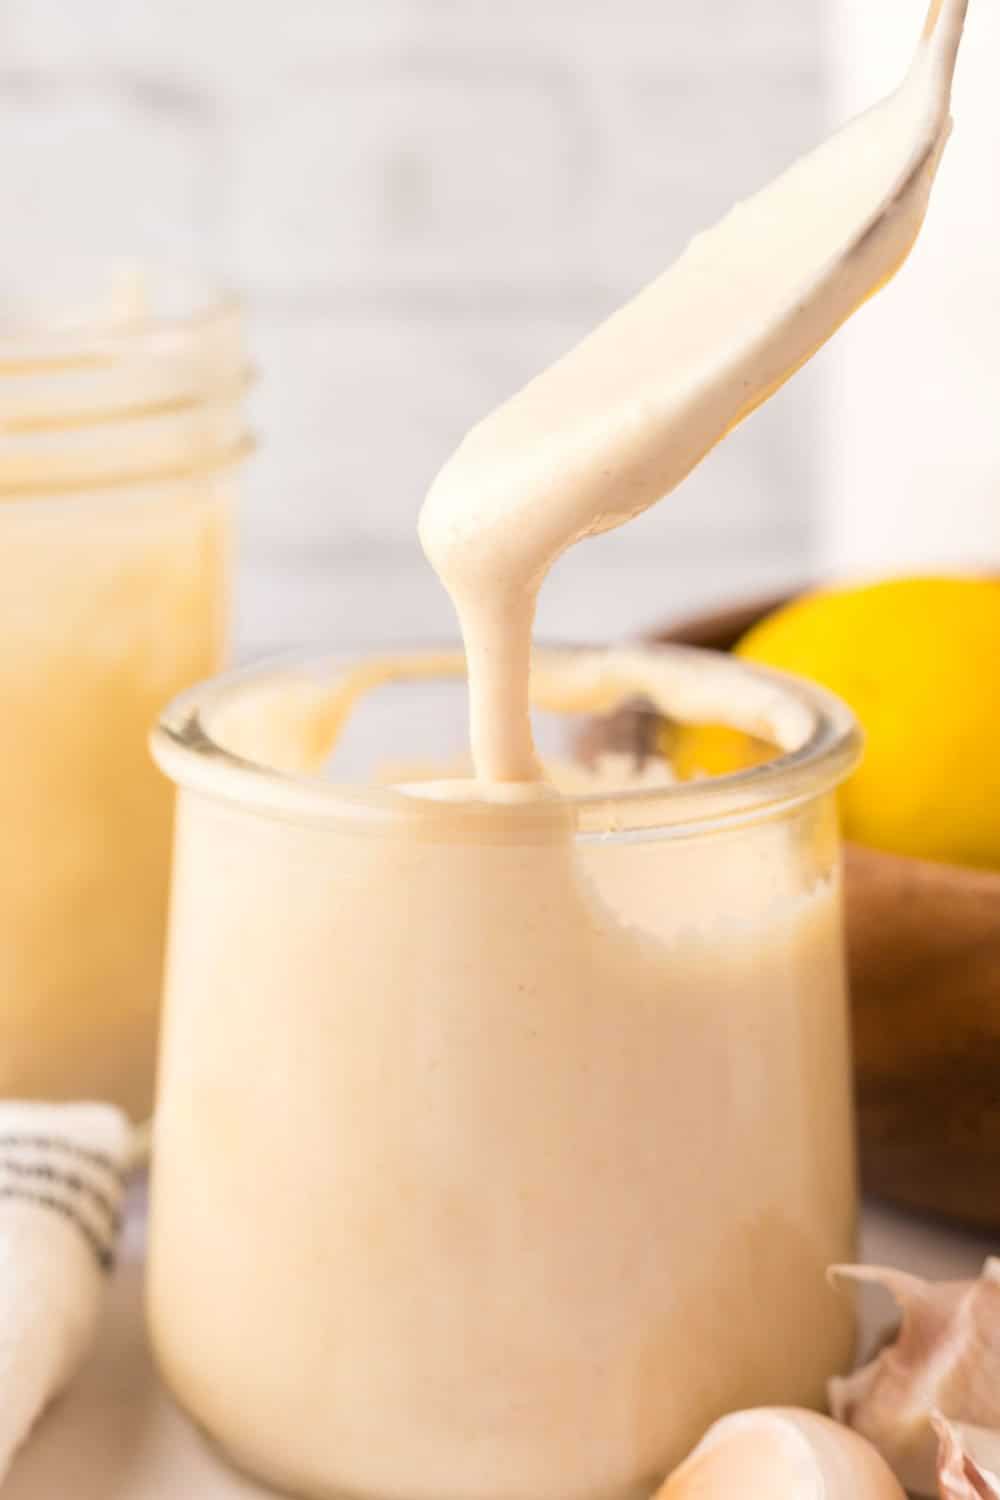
(0, 1134, 122, 1179)
(0, 1158, 122, 1234)
(0, 1185, 115, 1272)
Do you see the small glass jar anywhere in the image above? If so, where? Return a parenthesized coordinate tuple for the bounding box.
(149, 644, 861, 1500)
(0, 268, 249, 1117)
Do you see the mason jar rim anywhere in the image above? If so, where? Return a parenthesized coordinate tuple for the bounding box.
(0, 266, 251, 503)
(0, 266, 242, 369)
(151, 643, 862, 842)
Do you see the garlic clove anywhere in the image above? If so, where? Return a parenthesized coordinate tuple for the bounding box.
(656, 1408, 905, 1499)
(828, 1260, 1000, 1495)
(934, 1415, 1000, 1499)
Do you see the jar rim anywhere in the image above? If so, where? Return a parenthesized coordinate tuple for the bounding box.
(0, 266, 251, 501)
(0, 266, 242, 369)
(152, 643, 862, 840)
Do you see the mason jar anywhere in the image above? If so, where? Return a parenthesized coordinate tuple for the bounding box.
(0, 268, 250, 1117)
(148, 643, 861, 1500)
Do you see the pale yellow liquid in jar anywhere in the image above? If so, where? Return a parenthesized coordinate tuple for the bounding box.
(0, 483, 228, 1116)
(149, 2, 965, 1495)
(0, 272, 242, 1116)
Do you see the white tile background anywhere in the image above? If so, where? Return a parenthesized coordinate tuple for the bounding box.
(1, 0, 830, 654)
(825, 0, 1000, 576)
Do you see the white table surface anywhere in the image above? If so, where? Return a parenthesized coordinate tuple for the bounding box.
(7, 1192, 995, 1499)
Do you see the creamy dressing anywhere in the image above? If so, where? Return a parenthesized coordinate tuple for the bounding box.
(150, 773, 856, 1500)
(419, 0, 965, 783)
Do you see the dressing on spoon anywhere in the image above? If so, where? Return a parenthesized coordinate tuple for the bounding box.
(419, 0, 967, 783)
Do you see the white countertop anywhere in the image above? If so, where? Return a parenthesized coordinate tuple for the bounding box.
(5, 1192, 994, 1499)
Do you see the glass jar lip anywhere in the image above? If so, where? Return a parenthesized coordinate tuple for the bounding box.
(0, 266, 242, 368)
(0, 266, 251, 501)
(152, 642, 862, 840)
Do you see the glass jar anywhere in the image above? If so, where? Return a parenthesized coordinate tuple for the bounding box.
(0, 269, 249, 1118)
(149, 644, 861, 1500)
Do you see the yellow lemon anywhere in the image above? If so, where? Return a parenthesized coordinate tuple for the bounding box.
(735, 576, 1000, 869)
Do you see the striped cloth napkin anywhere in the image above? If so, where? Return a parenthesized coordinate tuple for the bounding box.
(0, 1101, 132, 1482)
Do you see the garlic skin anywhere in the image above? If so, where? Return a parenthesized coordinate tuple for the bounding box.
(828, 1260, 1000, 1495)
(934, 1415, 1000, 1500)
(656, 1408, 905, 1499)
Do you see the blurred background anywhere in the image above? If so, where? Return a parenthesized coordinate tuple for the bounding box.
(3, 0, 995, 656)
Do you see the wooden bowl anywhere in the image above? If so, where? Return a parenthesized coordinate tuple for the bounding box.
(654, 596, 1000, 1230)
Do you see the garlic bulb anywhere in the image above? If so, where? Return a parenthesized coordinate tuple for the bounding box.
(656, 1408, 905, 1499)
(935, 1415, 1000, 1499)
(829, 1260, 1000, 1495)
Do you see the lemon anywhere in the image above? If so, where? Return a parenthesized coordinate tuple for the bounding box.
(735, 576, 1000, 869)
